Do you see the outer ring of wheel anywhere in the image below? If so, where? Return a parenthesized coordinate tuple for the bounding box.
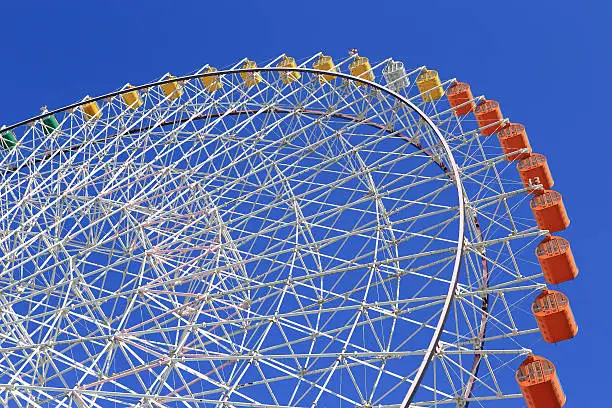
(2, 66, 466, 408)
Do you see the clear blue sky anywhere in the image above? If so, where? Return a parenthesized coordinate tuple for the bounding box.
(0, 1, 608, 406)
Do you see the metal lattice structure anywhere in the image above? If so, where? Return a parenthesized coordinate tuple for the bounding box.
(0, 53, 557, 407)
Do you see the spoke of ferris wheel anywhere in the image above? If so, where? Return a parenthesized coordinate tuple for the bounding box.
(185, 324, 528, 398)
(464, 232, 536, 278)
(455, 291, 525, 338)
(464, 219, 538, 266)
(465, 231, 541, 282)
(466, 184, 532, 211)
(463, 350, 528, 401)
(457, 328, 540, 348)
(393, 392, 526, 407)
(410, 393, 524, 407)
(134, 289, 437, 352)
(458, 263, 535, 336)
(465, 229, 544, 253)
(290, 144, 519, 207)
(13, 226, 438, 306)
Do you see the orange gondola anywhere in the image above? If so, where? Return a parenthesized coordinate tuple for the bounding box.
(532, 289, 578, 343)
(536, 236, 578, 284)
(446, 82, 475, 115)
(516, 355, 566, 408)
(475, 99, 503, 136)
(518, 153, 554, 190)
(497, 122, 531, 160)
(530, 190, 570, 233)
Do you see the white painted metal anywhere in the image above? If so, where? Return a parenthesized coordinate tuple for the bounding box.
(0, 54, 547, 408)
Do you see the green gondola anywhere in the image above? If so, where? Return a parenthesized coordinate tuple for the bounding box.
(42, 114, 60, 135)
(0, 129, 17, 149)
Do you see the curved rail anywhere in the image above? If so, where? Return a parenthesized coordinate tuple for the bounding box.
(1, 66, 466, 407)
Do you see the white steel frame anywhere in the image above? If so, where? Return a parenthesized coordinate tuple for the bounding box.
(0, 54, 550, 408)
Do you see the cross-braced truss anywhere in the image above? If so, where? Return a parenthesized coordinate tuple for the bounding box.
(0, 53, 547, 408)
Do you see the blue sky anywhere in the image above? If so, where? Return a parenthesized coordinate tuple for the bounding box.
(0, 1, 609, 406)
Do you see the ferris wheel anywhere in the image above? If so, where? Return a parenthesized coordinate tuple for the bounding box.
(0, 52, 578, 408)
